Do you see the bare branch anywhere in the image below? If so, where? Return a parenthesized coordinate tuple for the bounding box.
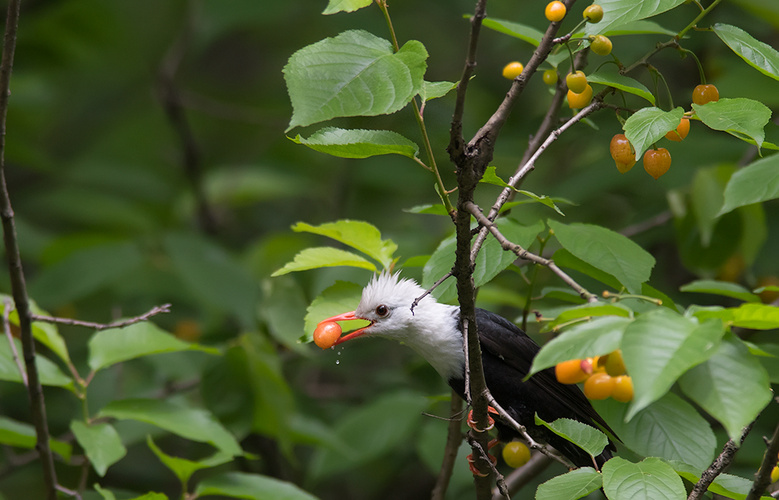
(412, 272, 452, 315)
(746, 409, 779, 500)
(688, 422, 754, 500)
(465, 201, 597, 302)
(431, 390, 465, 500)
(31, 304, 172, 331)
(0, 0, 59, 496)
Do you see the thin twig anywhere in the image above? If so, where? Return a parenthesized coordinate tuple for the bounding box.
(31, 304, 172, 331)
(0, 0, 58, 496)
(688, 422, 754, 500)
(746, 410, 779, 500)
(431, 390, 465, 500)
(411, 271, 452, 314)
(465, 202, 597, 303)
(158, 12, 218, 235)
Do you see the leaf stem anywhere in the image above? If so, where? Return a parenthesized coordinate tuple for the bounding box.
(677, 0, 723, 40)
(376, 0, 455, 216)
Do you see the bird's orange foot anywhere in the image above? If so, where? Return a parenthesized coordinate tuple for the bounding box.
(467, 405, 499, 433)
(466, 439, 500, 476)
(467, 452, 497, 477)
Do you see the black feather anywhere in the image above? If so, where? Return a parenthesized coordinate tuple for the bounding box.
(448, 308, 617, 469)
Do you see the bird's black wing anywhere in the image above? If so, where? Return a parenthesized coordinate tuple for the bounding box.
(474, 308, 618, 461)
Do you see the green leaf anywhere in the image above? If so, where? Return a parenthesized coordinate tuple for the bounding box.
(719, 154, 779, 215)
(602, 457, 686, 500)
(536, 467, 603, 500)
(0, 338, 73, 389)
(303, 281, 364, 342)
(0, 416, 72, 461)
(271, 247, 378, 277)
(587, 68, 655, 105)
(623, 107, 684, 161)
(693, 98, 771, 149)
(423, 219, 544, 303)
(147, 436, 233, 487)
(548, 220, 655, 294)
(730, 303, 779, 329)
(689, 166, 727, 248)
(291, 220, 397, 269)
(680, 279, 760, 303)
(94, 486, 168, 500)
(530, 316, 630, 376)
(534, 415, 609, 458)
(70, 421, 126, 476)
(479, 17, 544, 46)
(308, 391, 428, 480)
(284, 30, 427, 131)
(543, 302, 633, 331)
(291, 127, 419, 159)
(322, 0, 372, 15)
(98, 398, 243, 456)
(621, 309, 725, 418)
(420, 80, 457, 102)
(88, 321, 218, 372)
(195, 472, 320, 500)
(598, 19, 676, 36)
(593, 394, 716, 470)
(680, 335, 772, 440)
(3, 297, 72, 365)
(713, 23, 779, 81)
(552, 249, 623, 291)
(584, 0, 688, 36)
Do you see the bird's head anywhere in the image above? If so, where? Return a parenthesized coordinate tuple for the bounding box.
(321, 272, 430, 345)
(317, 272, 464, 379)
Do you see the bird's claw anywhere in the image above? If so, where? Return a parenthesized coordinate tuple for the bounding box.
(467, 405, 499, 433)
(467, 452, 497, 477)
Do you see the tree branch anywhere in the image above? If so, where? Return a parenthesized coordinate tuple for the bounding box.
(465, 201, 597, 302)
(0, 0, 58, 497)
(431, 390, 464, 500)
(688, 422, 754, 500)
(31, 304, 171, 331)
(746, 408, 779, 500)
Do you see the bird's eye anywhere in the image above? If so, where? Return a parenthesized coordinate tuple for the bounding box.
(375, 304, 389, 317)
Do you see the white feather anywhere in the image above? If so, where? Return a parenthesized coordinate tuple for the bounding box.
(354, 272, 465, 380)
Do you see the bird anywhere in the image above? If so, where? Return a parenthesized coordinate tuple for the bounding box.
(318, 271, 617, 470)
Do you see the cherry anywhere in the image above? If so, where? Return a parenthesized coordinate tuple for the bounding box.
(665, 117, 690, 142)
(545, 1, 567, 22)
(590, 35, 612, 56)
(567, 84, 593, 109)
(610, 134, 636, 173)
(555, 359, 589, 384)
(643, 147, 672, 180)
(542, 68, 558, 85)
(502, 441, 531, 468)
(566, 70, 587, 93)
(611, 375, 634, 402)
(313, 321, 342, 349)
(583, 4, 604, 23)
(583, 372, 615, 400)
(604, 350, 626, 376)
(692, 84, 719, 105)
(502, 61, 524, 80)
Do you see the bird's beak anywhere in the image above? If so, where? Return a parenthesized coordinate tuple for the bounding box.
(318, 311, 373, 345)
